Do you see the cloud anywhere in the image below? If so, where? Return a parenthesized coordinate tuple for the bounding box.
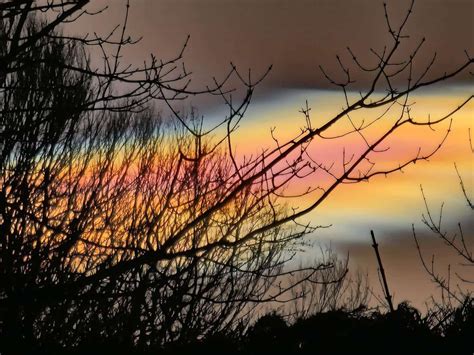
(76, 0, 473, 92)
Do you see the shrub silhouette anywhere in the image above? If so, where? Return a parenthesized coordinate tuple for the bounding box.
(443, 297, 474, 355)
(245, 312, 292, 354)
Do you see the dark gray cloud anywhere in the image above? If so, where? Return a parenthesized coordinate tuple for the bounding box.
(76, 0, 473, 92)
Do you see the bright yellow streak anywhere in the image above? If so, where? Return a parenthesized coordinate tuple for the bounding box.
(230, 86, 473, 242)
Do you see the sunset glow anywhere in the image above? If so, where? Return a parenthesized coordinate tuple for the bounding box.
(225, 86, 473, 242)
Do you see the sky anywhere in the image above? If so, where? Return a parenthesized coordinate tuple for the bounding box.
(74, 0, 473, 309)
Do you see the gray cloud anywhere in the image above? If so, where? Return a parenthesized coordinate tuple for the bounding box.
(75, 0, 473, 92)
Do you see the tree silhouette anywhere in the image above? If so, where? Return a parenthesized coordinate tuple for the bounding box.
(287, 247, 370, 321)
(0, 0, 472, 353)
(412, 136, 473, 343)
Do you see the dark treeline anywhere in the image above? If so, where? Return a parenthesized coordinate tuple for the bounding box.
(20, 299, 474, 355)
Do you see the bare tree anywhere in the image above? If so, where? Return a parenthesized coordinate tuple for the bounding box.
(0, 0, 472, 352)
(412, 134, 473, 332)
(287, 247, 370, 321)
(0, 3, 328, 350)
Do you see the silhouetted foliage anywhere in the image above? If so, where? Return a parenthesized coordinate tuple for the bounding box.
(246, 312, 292, 354)
(152, 301, 473, 355)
